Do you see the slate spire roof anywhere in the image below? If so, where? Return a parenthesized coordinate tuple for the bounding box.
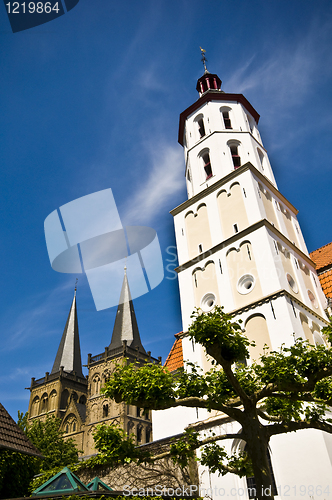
(51, 288, 84, 377)
(109, 268, 146, 354)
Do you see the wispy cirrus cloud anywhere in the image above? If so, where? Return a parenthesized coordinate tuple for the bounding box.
(121, 141, 185, 225)
(0, 280, 74, 353)
(226, 19, 332, 110)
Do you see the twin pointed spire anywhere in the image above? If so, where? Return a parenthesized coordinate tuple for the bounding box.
(51, 285, 84, 378)
(51, 269, 146, 377)
(108, 267, 146, 354)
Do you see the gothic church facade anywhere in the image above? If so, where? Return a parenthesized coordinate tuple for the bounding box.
(27, 271, 157, 456)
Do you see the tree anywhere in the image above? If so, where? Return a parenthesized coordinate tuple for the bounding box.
(18, 413, 79, 471)
(0, 450, 40, 499)
(0, 413, 80, 498)
(101, 306, 332, 500)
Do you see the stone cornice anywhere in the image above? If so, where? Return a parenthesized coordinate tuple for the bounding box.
(170, 162, 298, 216)
(175, 219, 314, 273)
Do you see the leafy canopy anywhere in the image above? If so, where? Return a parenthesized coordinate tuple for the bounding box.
(101, 306, 332, 500)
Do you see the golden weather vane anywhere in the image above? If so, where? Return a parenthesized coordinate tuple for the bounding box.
(200, 47, 208, 72)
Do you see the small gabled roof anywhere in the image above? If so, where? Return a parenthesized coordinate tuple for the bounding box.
(109, 270, 146, 354)
(32, 467, 89, 496)
(87, 477, 113, 491)
(164, 334, 184, 372)
(0, 402, 43, 457)
(51, 290, 84, 377)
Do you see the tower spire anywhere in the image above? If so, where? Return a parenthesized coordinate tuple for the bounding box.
(109, 269, 146, 353)
(196, 49, 222, 96)
(200, 47, 208, 73)
(51, 288, 84, 377)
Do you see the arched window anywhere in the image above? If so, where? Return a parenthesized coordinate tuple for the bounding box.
(73, 422, 76, 432)
(220, 106, 233, 129)
(257, 149, 265, 171)
(222, 110, 232, 129)
(31, 396, 40, 417)
(49, 390, 57, 411)
(137, 425, 142, 443)
(146, 428, 151, 442)
(194, 114, 206, 141)
(230, 144, 241, 168)
(92, 375, 101, 395)
(197, 117, 205, 138)
(103, 404, 109, 418)
(136, 407, 141, 417)
(60, 389, 69, 409)
(40, 393, 48, 413)
(202, 152, 212, 179)
(79, 395, 87, 405)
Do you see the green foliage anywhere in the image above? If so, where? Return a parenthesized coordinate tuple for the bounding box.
(264, 395, 302, 421)
(0, 413, 79, 497)
(25, 414, 79, 471)
(188, 306, 251, 362)
(0, 449, 40, 499)
(93, 424, 149, 465)
(170, 428, 200, 467)
(101, 361, 175, 409)
(200, 443, 252, 478)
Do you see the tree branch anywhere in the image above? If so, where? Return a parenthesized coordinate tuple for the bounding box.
(150, 433, 243, 462)
(257, 409, 283, 422)
(266, 419, 332, 438)
(172, 397, 245, 422)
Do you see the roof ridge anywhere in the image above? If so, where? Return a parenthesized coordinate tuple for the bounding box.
(310, 241, 332, 254)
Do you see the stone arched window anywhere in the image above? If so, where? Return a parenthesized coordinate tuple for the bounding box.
(60, 389, 69, 409)
(40, 393, 48, 413)
(79, 395, 87, 405)
(63, 414, 77, 434)
(103, 403, 109, 418)
(137, 425, 143, 444)
(92, 374, 101, 395)
(49, 390, 57, 411)
(31, 396, 40, 417)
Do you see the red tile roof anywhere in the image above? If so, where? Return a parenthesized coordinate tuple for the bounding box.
(0, 402, 43, 457)
(310, 242, 332, 271)
(164, 334, 184, 372)
(317, 269, 332, 299)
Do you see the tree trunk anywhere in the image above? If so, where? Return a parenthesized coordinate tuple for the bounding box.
(244, 420, 275, 500)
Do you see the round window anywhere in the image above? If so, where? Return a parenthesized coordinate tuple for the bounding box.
(201, 293, 216, 312)
(237, 274, 255, 294)
(308, 290, 318, 309)
(286, 273, 298, 293)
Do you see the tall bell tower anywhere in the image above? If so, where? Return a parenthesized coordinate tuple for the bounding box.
(172, 62, 329, 371)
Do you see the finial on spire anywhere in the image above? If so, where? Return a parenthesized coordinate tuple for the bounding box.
(200, 47, 208, 73)
(74, 278, 78, 296)
(124, 265, 127, 275)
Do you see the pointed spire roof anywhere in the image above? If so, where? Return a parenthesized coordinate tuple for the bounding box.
(109, 269, 146, 354)
(51, 288, 84, 377)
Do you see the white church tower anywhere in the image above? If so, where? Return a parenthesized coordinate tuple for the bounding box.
(172, 65, 328, 369)
(154, 59, 332, 498)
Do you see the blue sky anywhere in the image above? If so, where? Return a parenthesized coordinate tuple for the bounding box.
(0, 0, 332, 419)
